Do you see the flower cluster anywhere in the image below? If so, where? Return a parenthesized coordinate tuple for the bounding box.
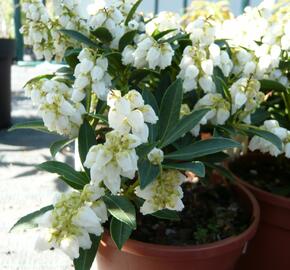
(108, 90, 158, 143)
(178, 18, 232, 93)
(249, 120, 290, 158)
(84, 130, 141, 194)
(122, 34, 174, 70)
(35, 184, 107, 259)
(72, 48, 112, 102)
(135, 170, 186, 215)
(25, 79, 85, 137)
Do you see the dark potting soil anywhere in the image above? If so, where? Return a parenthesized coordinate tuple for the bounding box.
(130, 182, 251, 246)
(230, 153, 290, 198)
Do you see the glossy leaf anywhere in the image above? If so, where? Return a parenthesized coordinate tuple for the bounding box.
(110, 217, 132, 250)
(37, 161, 89, 189)
(50, 138, 74, 158)
(103, 195, 136, 229)
(10, 205, 53, 232)
(165, 138, 241, 161)
(138, 158, 160, 189)
(119, 30, 138, 51)
(125, 0, 142, 25)
(8, 120, 51, 134)
(92, 27, 113, 43)
(150, 209, 180, 221)
(163, 161, 205, 177)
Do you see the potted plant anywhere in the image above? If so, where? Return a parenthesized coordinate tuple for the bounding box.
(11, 1, 288, 269)
(0, 1, 16, 129)
(214, 1, 290, 269)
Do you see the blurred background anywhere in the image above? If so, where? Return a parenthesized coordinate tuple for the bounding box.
(0, 0, 263, 269)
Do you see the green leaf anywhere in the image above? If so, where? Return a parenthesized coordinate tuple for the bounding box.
(119, 30, 138, 51)
(260, 79, 286, 92)
(74, 234, 101, 270)
(129, 69, 158, 84)
(60, 29, 100, 49)
(103, 195, 136, 229)
(160, 33, 189, 44)
(160, 108, 210, 147)
(37, 161, 89, 190)
(87, 113, 108, 124)
(214, 39, 232, 58)
(142, 89, 159, 143)
(78, 119, 97, 175)
(23, 74, 54, 88)
(64, 48, 81, 69)
(8, 120, 51, 134)
(50, 138, 74, 158)
(163, 161, 205, 177)
(10, 205, 53, 232)
(138, 158, 160, 189)
(165, 138, 241, 161)
(150, 209, 180, 221)
(110, 217, 132, 250)
(92, 27, 113, 43)
(125, 0, 143, 26)
(153, 29, 176, 40)
(158, 79, 183, 141)
(136, 143, 157, 157)
(237, 125, 283, 151)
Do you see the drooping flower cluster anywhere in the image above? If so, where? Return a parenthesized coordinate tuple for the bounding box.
(191, 93, 231, 136)
(108, 90, 158, 143)
(35, 184, 107, 259)
(249, 120, 290, 158)
(72, 48, 112, 102)
(25, 79, 86, 137)
(178, 17, 233, 93)
(122, 34, 174, 70)
(229, 78, 265, 123)
(135, 170, 186, 215)
(85, 0, 144, 49)
(84, 131, 141, 194)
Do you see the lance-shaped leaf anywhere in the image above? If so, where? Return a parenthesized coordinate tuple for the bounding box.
(103, 195, 136, 229)
(150, 209, 180, 221)
(160, 108, 210, 147)
(9, 120, 52, 134)
(10, 205, 53, 232)
(110, 217, 132, 250)
(138, 158, 160, 189)
(125, 0, 143, 25)
(73, 234, 101, 270)
(119, 30, 138, 51)
(165, 138, 241, 161)
(92, 27, 113, 43)
(50, 138, 75, 158)
(37, 161, 89, 190)
(163, 161, 205, 177)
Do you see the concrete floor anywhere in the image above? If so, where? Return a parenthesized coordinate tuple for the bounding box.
(0, 64, 97, 270)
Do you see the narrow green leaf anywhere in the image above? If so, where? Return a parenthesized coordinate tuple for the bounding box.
(37, 161, 89, 190)
(119, 30, 138, 51)
(60, 29, 100, 49)
(125, 0, 143, 26)
(78, 119, 97, 175)
(160, 33, 189, 44)
(138, 159, 160, 189)
(158, 79, 183, 141)
(86, 113, 108, 124)
(50, 138, 74, 158)
(74, 234, 101, 270)
(92, 27, 113, 43)
(165, 138, 241, 161)
(238, 125, 283, 151)
(64, 48, 81, 69)
(260, 79, 286, 92)
(110, 217, 132, 250)
(103, 195, 136, 229)
(23, 74, 54, 88)
(8, 120, 51, 134)
(160, 108, 210, 147)
(153, 29, 176, 40)
(10, 205, 53, 232)
(150, 209, 180, 221)
(163, 161, 205, 177)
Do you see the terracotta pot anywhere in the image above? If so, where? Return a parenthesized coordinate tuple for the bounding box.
(229, 154, 290, 270)
(97, 183, 260, 270)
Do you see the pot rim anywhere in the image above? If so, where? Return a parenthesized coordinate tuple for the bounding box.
(229, 153, 290, 210)
(101, 182, 260, 259)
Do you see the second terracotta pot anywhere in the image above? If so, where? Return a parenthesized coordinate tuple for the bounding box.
(230, 155, 290, 270)
(97, 183, 259, 270)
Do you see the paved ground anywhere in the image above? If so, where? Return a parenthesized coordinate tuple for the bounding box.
(0, 64, 97, 270)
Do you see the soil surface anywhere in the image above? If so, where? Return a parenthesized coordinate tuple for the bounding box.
(131, 182, 251, 245)
(230, 153, 290, 198)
